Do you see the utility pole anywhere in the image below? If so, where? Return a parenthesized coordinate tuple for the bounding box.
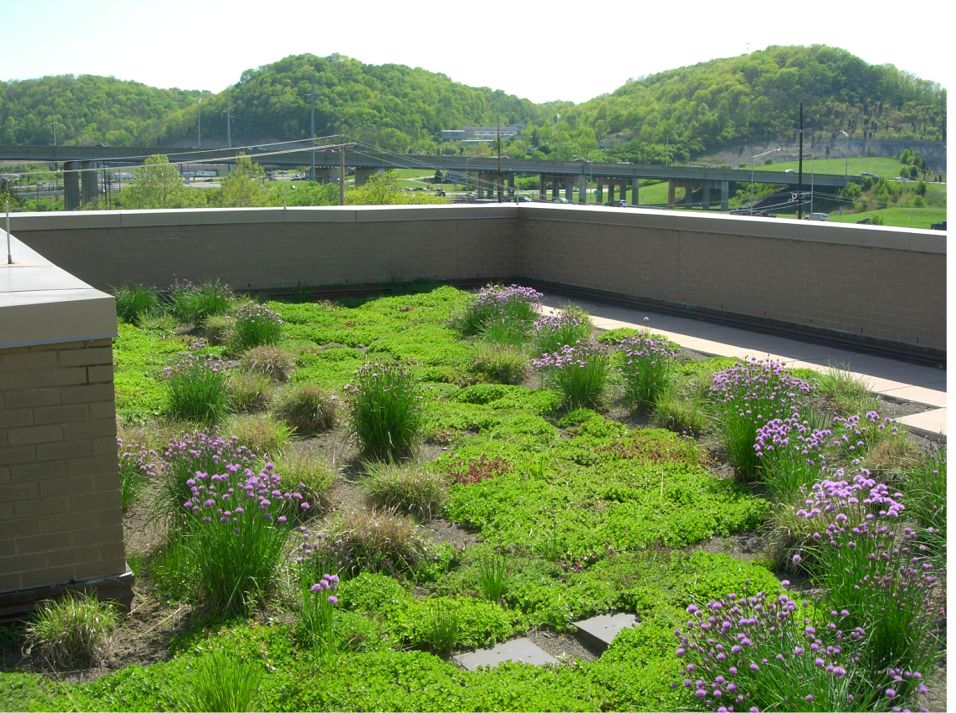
(309, 92, 316, 181)
(496, 118, 502, 202)
(198, 98, 203, 149)
(797, 102, 804, 220)
(226, 105, 232, 148)
(338, 142, 346, 205)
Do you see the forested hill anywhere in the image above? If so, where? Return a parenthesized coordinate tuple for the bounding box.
(152, 54, 556, 150)
(0, 75, 202, 145)
(0, 47, 945, 159)
(559, 45, 946, 164)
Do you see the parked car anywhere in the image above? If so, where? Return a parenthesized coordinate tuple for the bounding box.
(931, 220, 946, 230)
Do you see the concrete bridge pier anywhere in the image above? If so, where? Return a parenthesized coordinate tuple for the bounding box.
(506, 173, 515, 198)
(81, 161, 98, 206)
(538, 175, 546, 200)
(564, 177, 574, 203)
(702, 183, 711, 210)
(630, 178, 639, 206)
(720, 180, 729, 210)
(667, 180, 676, 207)
(354, 167, 378, 186)
(595, 179, 603, 204)
(316, 168, 338, 184)
(63, 161, 81, 210)
(577, 175, 587, 204)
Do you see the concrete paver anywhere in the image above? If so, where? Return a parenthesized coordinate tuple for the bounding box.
(453, 637, 559, 670)
(573, 613, 638, 652)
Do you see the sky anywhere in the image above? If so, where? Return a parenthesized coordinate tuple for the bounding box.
(0, 0, 950, 103)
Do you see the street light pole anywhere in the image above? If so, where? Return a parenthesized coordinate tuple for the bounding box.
(197, 98, 203, 149)
(309, 92, 316, 182)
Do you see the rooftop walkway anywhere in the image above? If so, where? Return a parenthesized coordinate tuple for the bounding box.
(538, 293, 947, 441)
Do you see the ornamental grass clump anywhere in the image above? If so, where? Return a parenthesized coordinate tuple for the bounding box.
(470, 343, 528, 385)
(25, 592, 118, 669)
(674, 588, 922, 712)
(238, 344, 293, 382)
(531, 339, 610, 409)
(618, 334, 678, 412)
(754, 415, 831, 502)
(710, 358, 812, 479)
(532, 309, 592, 356)
(274, 383, 338, 435)
(230, 302, 283, 352)
(163, 353, 229, 424)
(169, 647, 262, 713)
(168, 280, 233, 326)
(114, 283, 163, 326)
(299, 507, 428, 577)
(180, 461, 309, 614)
(794, 469, 938, 686)
(363, 461, 447, 521)
(346, 361, 422, 459)
(453, 283, 542, 339)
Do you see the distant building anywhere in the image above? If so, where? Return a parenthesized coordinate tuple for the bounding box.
(441, 125, 525, 143)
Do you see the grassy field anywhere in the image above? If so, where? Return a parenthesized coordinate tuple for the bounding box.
(828, 206, 946, 229)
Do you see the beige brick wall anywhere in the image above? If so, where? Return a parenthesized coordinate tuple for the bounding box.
(11, 205, 946, 352)
(0, 339, 126, 594)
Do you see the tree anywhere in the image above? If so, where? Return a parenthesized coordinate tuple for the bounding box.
(216, 154, 268, 207)
(121, 155, 205, 209)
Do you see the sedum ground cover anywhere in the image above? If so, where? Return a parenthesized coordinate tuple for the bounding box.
(1, 283, 944, 712)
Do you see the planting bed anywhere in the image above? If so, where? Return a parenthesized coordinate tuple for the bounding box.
(0, 282, 946, 712)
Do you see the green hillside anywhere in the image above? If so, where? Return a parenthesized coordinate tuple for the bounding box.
(0, 47, 945, 160)
(539, 45, 946, 163)
(0, 75, 202, 145)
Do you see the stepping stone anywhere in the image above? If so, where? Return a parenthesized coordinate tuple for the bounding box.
(573, 613, 638, 653)
(453, 637, 559, 670)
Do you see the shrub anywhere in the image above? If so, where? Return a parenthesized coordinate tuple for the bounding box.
(238, 345, 293, 382)
(618, 334, 678, 412)
(304, 507, 428, 577)
(114, 284, 162, 326)
(169, 280, 233, 326)
(116, 437, 159, 510)
(163, 353, 229, 424)
(531, 339, 610, 409)
(272, 450, 336, 514)
(532, 308, 592, 356)
(24, 592, 118, 669)
(226, 370, 275, 413)
(169, 647, 262, 712)
(363, 461, 447, 521)
(222, 413, 293, 458)
(274, 384, 338, 435)
(470, 343, 528, 385)
(794, 469, 938, 687)
(346, 361, 422, 459)
(180, 461, 308, 614)
(709, 358, 812, 478)
(452, 283, 542, 338)
(229, 302, 283, 352)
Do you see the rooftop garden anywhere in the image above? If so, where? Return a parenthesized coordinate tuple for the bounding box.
(0, 281, 945, 712)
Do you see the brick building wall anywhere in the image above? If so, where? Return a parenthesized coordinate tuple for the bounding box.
(0, 339, 126, 596)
